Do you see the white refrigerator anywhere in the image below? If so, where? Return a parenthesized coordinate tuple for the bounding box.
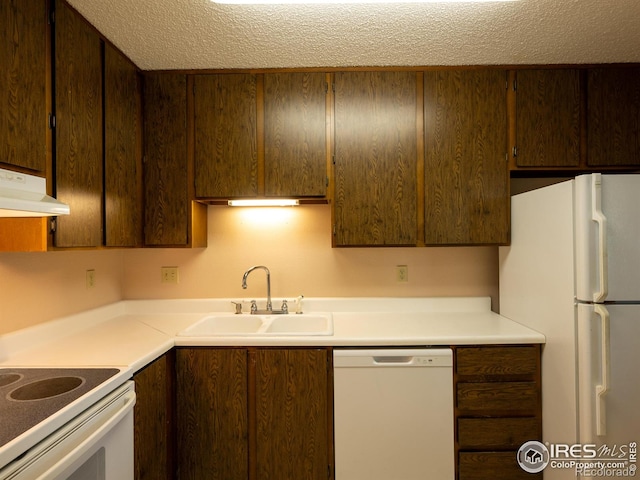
(500, 173, 640, 479)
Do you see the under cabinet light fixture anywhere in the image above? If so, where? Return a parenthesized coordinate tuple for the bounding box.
(227, 199, 300, 207)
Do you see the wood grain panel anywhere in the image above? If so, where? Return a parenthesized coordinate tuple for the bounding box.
(458, 417, 539, 449)
(424, 70, 508, 245)
(457, 382, 538, 413)
(54, 1, 103, 247)
(459, 452, 542, 480)
(176, 348, 249, 480)
(194, 74, 258, 198)
(334, 71, 418, 246)
(456, 346, 538, 376)
(587, 67, 640, 166)
(134, 352, 174, 480)
(142, 73, 188, 246)
(0, 0, 47, 173)
(515, 69, 581, 167)
(264, 72, 327, 197)
(255, 348, 329, 480)
(104, 43, 142, 247)
(0, 218, 48, 252)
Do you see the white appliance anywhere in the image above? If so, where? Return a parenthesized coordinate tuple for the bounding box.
(333, 348, 454, 480)
(0, 381, 136, 480)
(500, 174, 640, 478)
(0, 168, 69, 217)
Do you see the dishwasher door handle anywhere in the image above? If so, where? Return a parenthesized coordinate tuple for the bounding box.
(373, 355, 415, 365)
(334, 349, 452, 368)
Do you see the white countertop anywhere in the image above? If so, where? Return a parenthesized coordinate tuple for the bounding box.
(0, 297, 545, 370)
(0, 296, 544, 470)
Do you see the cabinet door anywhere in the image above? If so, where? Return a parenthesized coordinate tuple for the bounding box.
(176, 348, 249, 480)
(587, 67, 640, 167)
(134, 352, 174, 480)
(334, 71, 418, 246)
(194, 74, 257, 198)
(143, 73, 189, 246)
(254, 348, 331, 480)
(0, 0, 47, 173)
(54, 0, 103, 247)
(104, 43, 142, 247)
(514, 69, 581, 167)
(424, 70, 508, 245)
(264, 72, 327, 197)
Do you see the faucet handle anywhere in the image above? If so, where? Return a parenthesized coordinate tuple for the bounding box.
(250, 300, 258, 313)
(281, 299, 288, 314)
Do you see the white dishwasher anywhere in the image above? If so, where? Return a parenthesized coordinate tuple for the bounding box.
(333, 348, 454, 480)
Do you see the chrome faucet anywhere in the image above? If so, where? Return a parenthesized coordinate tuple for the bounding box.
(242, 265, 274, 313)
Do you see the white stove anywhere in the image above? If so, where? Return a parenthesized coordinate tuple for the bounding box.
(0, 367, 133, 479)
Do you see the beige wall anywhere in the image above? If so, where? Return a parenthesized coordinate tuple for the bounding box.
(122, 205, 499, 304)
(0, 249, 124, 334)
(0, 205, 499, 335)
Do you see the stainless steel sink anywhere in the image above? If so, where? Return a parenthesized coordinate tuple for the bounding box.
(178, 313, 333, 336)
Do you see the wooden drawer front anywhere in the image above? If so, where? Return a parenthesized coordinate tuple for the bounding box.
(458, 417, 539, 449)
(456, 346, 538, 376)
(457, 382, 538, 413)
(459, 452, 542, 480)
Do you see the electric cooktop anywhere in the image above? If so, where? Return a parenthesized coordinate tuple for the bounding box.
(0, 368, 120, 448)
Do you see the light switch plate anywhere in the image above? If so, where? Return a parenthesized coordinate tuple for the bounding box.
(396, 265, 408, 283)
(86, 269, 96, 288)
(161, 266, 179, 284)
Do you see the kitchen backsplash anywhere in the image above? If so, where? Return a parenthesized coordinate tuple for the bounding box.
(0, 205, 498, 334)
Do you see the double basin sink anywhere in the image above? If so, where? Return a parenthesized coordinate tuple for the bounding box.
(178, 313, 333, 336)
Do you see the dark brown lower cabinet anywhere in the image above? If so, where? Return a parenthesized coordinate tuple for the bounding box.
(133, 351, 174, 480)
(135, 344, 541, 480)
(176, 347, 333, 480)
(454, 345, 542, 480)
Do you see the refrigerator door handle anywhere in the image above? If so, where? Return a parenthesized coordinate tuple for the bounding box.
(594, 304, 610, 436)
(591, 173, 609, 302)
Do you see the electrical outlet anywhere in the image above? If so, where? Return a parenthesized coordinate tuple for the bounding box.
(161, 266, 179, 284)
(396, 265, 409, 283)
(86, 269, 96, 289)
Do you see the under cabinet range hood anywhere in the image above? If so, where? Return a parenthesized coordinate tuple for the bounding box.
(0, 168, 70, 217)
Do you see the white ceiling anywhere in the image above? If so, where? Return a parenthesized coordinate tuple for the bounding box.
(66, 0, 640, 71)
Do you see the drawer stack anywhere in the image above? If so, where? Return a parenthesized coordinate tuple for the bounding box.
(453, 345, 542, 480)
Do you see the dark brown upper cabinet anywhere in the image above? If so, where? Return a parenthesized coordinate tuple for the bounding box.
(53, 0, 103, 248)
(333, 71, 419, 246)
(194, 73, 328, 201)
(264, 72, 328, 197)
(0, 0, 48, 174)
(104, 43, 142, 247)
(143, 73, 207, 248)
(513, 69, 581, 168)
(587, 67, 640, 167)
(194, 74, 258, 198)
(424, 69, 508, 245)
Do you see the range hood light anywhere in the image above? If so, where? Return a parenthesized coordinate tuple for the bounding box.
(0, 168, 70, 217)
(227, 199, 300, 207)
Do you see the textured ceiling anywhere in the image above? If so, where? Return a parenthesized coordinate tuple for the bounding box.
(66, 0, 640, 71)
